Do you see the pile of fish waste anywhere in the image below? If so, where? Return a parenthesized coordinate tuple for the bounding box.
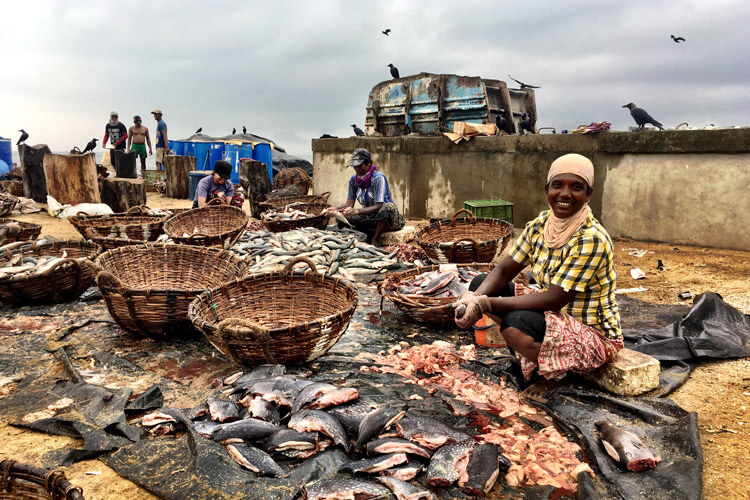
(382, 265, 483, 298)
(381, 244, 428, 265)
(0, 250, 85, 279)
(231, 227, 406, 279)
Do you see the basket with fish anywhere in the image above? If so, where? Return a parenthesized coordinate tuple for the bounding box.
(189, 256, 358, 365)
(69, 206, 168, 242)
(260, 202, 332, 233)
(258, 191, 331, 212)
(94, 243, 249, 336)
(0, 240, 102, 306)
(0, 192, 17, 217)
(378, 263, 493, 324)
(0, 459, 85, 499)
(0, 218, 42, 244)
(163, 205, 248, 248)
(415, 209, 514, 264)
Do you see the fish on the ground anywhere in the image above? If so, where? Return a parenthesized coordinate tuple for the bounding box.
(249, 378, 299, 407)
(304, 477, 391, 500)
(141, 412, 177, 427)
(288, 409, 350, 451)
(458, 442, 507, 496)
(397, 416, 471, 450)
(426, 440, 476, 487)
(305, 387, 359, 410)
(366, 437, 431, 459)
(207, 397, 239, 422)
(596, 420, 660, 471)
(226, 443, 285, 477)
(262, 429, 318, 452)
(378, 476, 434, 500)
(326, 399, 380, 438)
(339, 452, 408, 474)
(243, 396, 281, 424)
(191, 420, 219, 438)
(211, 418, 279, 444)
(379, 460, 426, 481)
(356, 404, 408, 448)
(291, 382, 337, 414)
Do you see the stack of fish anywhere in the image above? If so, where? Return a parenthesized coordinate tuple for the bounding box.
(261, 206, 317, 222)
(231, 227, 403, 279)
(139, 362, 509, 499)
(0, 251, 81, 279)
(387, 265, 482, 298)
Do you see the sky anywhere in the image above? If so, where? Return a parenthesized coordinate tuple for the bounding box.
(1, 0, 748, 163)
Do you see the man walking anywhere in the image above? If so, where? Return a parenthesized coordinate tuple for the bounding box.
(103, 111, 128, 153)
(126, 115, 153, 178)
(151, 109, 169, 171)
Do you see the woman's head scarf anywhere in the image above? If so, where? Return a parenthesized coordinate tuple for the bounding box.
(543, 154, 594, 249)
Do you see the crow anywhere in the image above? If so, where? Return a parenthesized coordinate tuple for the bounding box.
(622, 103, 664, 130)
(495, 110, 515, 134)
(520, 113, 535, 134)
(382, 29, 391, 36)
(388, 63, 400, 79)
(242, 126, 247, 134)
(670, 35, 685, 43)
(351, 124, 365, 137)
(17, 129, 28, 145)
(195, 127, 202, 134)
(81, 138, 98, 154)
(508, 74, 540, 89)
(232, 127, 236, 135)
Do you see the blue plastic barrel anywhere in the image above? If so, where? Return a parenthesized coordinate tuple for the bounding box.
(183, 141, 195, 157)
(193, 143, 211, 171)
(169, 140, 184, 156)
(0, 138, 11, 172)
(189, 170, 212, 201)
(223, 144, 242, 184)
(0, 159, 10, 180)
(252, 143, 273, 182)
(208, 142, 224, 171)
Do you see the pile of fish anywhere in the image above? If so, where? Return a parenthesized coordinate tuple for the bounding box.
(231, 227, 404, 279)
(381, 244, 428, 265)
(0, 250, 84, 279)
(384, 265, 482, 298)
(261, 204, 321, 222)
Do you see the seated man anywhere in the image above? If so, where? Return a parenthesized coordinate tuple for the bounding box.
(193, 161, 234, 209)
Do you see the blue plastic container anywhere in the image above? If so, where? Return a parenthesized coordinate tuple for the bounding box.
(0, 138, 11, 172)
(252, 143, 273, 182)
(223, 144, 241, 184)
(183, 141, 196, 157)
(189, 170, 212, 201)
(169, 140, 184, 156)
(0, 159, 10, 179)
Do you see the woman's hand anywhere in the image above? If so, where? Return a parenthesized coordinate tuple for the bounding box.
(454, 294, 492, 329)
(342, 207, 358, 216)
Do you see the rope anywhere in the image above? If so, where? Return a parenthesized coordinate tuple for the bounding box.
(216, 318, 276, 364)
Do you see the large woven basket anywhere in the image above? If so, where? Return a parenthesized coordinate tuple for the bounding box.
(163, 205, 248, 248)
(272, 167, 311, 193)
(0, 240, 102, 306)
(189, 257, 358, 366)
(0, 459, 84, 499)
(0, 219, 41, 244)
(95, 244, 249, 336)
(257, 192, 331, 213)
(69, 206, 167, 242)
(0, 180, 24, 197)
(0, 193, 16, 217)
(261, 203, 331, 233)
(415, 209, 514, 264)
(378, 263, 493, 324)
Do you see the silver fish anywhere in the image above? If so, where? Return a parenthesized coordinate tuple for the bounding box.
(207, 397, 239, 423)
(304, 478, 390, 500)
(397, 417, 471, 450)
(340, 452, 408, 474)
(211, 418, 279, 443)
(356, 404, 408, 448)
(426, 440, 476, 487)
(226, 443, 284, 477)
(378, 476, 434, 500)
(288, 409, 349, 451)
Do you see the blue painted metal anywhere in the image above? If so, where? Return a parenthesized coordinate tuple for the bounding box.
(252, 143, 273, 182)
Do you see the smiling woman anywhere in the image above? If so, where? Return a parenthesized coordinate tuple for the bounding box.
(454, 153, 623, 381)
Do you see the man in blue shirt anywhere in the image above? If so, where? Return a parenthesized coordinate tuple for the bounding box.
(151, 109, 169, 171)
(193, 161, 235, 208)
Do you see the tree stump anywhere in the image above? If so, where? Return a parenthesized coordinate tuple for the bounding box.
(18, 144, 51, 203)
(43, 152, 100, 204)
(240, 158, 272, 218)
(98, 178, 147, 213)
(112, 150, 137, 178)
(165, 155, 196, 199)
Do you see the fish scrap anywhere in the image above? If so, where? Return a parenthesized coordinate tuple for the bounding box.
(596, 420, 660, 472)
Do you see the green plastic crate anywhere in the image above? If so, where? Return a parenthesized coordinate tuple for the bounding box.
(464, 199, 514, 223)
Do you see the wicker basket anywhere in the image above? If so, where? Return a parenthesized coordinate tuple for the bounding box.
(0, 459, 84, 499)
(258, 192, 331, 213)
(163, 205, 248, 248)
(0, 219, 42, 244)
(0, 240, 102, 306)
(415, 209, 514, 264)
(69, 206, 167, 242)
(0, 180, 24, 197)
(0, 193, 17, 217)
(378, 263, 493, 324)
(261, 203, 331, 233)
(95, 244, 249, 336)
(189, 256, 358, 366)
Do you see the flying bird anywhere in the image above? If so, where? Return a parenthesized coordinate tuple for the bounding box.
(508, 74, 540, 89)
(382, 29, 391, 36)
(388, 63, 400, 79)
(242, 126, 247, 134)
(195, 127, 202, 134)
(81, 138, 98, 154)
(622, 103, 664, 130)
(17, 129, 28, 145)
(351, 124, 365, 137)
(232, 127, 236, 135)
(670, 35, 686, 43)
(520, 113, 535, 134)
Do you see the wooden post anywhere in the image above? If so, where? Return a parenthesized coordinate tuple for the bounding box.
(43, 153, 101, 204)
(240, 158, 272, 218)
(98, 178, 147, 213)
(165, 155, 196, 199)
(19, 144, 51, 202)
(112, 150, 137, 178)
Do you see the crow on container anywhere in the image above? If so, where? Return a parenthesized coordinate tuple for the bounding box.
(622, 103, 664, 130)
(388, 64, 400, 79)
(243, 126, 247, 134)
(17, 129, 28, 145)
(351, 124, 365, 137)
(520, 113, 534, 134)
(232, 128, 236, 135)
(81, 138, 98, 154)
(195, 127, 202, 134)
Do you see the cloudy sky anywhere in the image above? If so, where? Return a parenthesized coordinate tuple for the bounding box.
(1, 0, 748, 162)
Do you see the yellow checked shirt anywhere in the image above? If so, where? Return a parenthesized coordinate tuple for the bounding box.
(508, 210, 622, 340)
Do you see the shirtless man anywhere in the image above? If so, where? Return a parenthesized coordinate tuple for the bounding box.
(126, 115, 152, 178)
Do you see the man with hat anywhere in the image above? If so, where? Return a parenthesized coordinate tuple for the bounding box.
(151, 109, 169, 171)
(193, 160, 235, 208)
(103, 111, 128, 153)
(326, 148, 404, 245)
(127, 115, 152, 178)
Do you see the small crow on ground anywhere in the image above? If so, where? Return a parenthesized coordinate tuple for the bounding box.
(232, 128, 236, 135)
(670, 35, 685, 43)
(195, 127, 202, 134)
(242, 126, 247, 134)
(382, 29, 391, 36)
(388, 63, 400, 79)
(17, 129, 28, 145)
(508, 74, 540, 89)
(520, 113, 534, 134)
(81, 138, 98, 153)
(623, 103, 664, 130)
(351, 124, 365, 137)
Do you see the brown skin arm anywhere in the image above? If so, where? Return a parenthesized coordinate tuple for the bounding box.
(146, 129, 152, 154)
(126, 126, 133, 150)
(162, 128, 169, 153)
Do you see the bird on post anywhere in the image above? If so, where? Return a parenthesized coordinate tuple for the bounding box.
(388, 63, 400, 79)
(622, 103, 664, 130)
(670, 35, 686, 43)
(519, 113, 534, 134)
(17, 129, 28, 145)
(242, 126, 247, 134)
(195, 127, 202, 134)
(351, 124, 365, 137)
(495, 110, 515, 134)
(382, 28, 391, 36)
(232, 127, 236, 135)
(508, 74, 540, 89)
(81, 138, 98, 153)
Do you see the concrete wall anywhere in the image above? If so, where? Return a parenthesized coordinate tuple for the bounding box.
(312, 129, 750, 250)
